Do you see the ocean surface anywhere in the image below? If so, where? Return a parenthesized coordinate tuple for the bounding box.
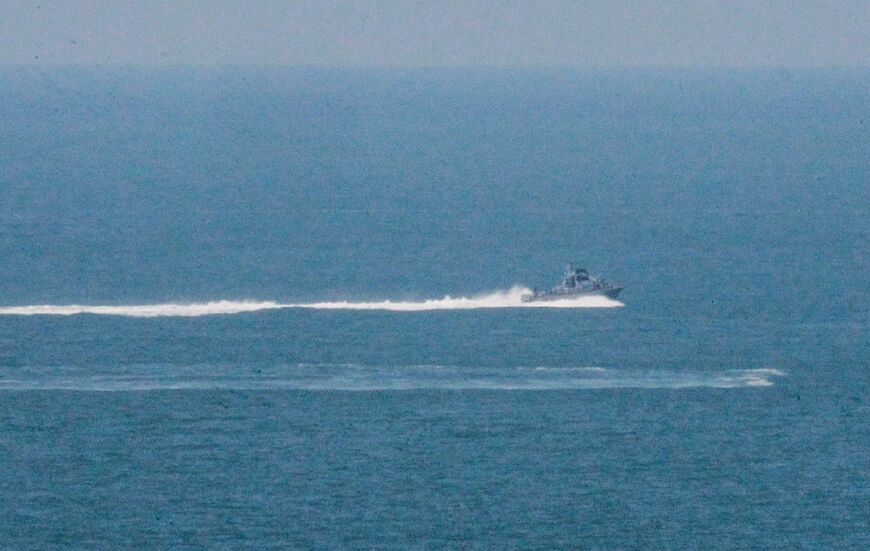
(0, 67, 867, 548)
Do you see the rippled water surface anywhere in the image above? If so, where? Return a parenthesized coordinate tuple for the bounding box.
(0, 68, 867, 549)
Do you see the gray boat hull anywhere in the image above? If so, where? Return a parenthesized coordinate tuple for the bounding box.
(521, 287, 623, 303)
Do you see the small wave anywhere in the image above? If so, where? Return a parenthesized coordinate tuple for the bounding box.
(0, 287, 623, 317)
(711, 369, 786, 388)
(740, 368, 785, 377)
(521, 366, 609, 373)
(742, 376, 774, 387)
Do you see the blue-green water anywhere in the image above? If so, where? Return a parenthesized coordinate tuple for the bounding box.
(0, 68, 867, 548)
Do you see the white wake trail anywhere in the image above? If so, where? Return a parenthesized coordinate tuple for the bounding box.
(291, 286, 623, 311)
(0, 365, 785, 391)
(0, 300, 285, 317)
(0, 287, 623, 317)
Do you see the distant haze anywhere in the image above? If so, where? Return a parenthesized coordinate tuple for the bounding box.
(1, 0, 868, 66)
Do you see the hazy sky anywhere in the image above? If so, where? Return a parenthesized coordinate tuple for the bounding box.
(1, 0, 868, 66)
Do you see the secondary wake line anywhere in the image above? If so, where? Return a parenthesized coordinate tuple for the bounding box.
(0, 287, 624, 317)
(0, 365, 784, 391)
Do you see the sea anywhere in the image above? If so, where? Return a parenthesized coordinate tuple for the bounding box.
(0, 67, 867, 549)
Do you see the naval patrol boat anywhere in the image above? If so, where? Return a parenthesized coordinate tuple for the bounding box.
(522, 265, 623, 303)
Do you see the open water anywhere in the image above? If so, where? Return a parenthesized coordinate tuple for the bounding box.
(0, 67, 867, 548)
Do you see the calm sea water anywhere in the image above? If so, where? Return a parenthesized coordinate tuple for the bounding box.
(0, 67, 867, 548)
